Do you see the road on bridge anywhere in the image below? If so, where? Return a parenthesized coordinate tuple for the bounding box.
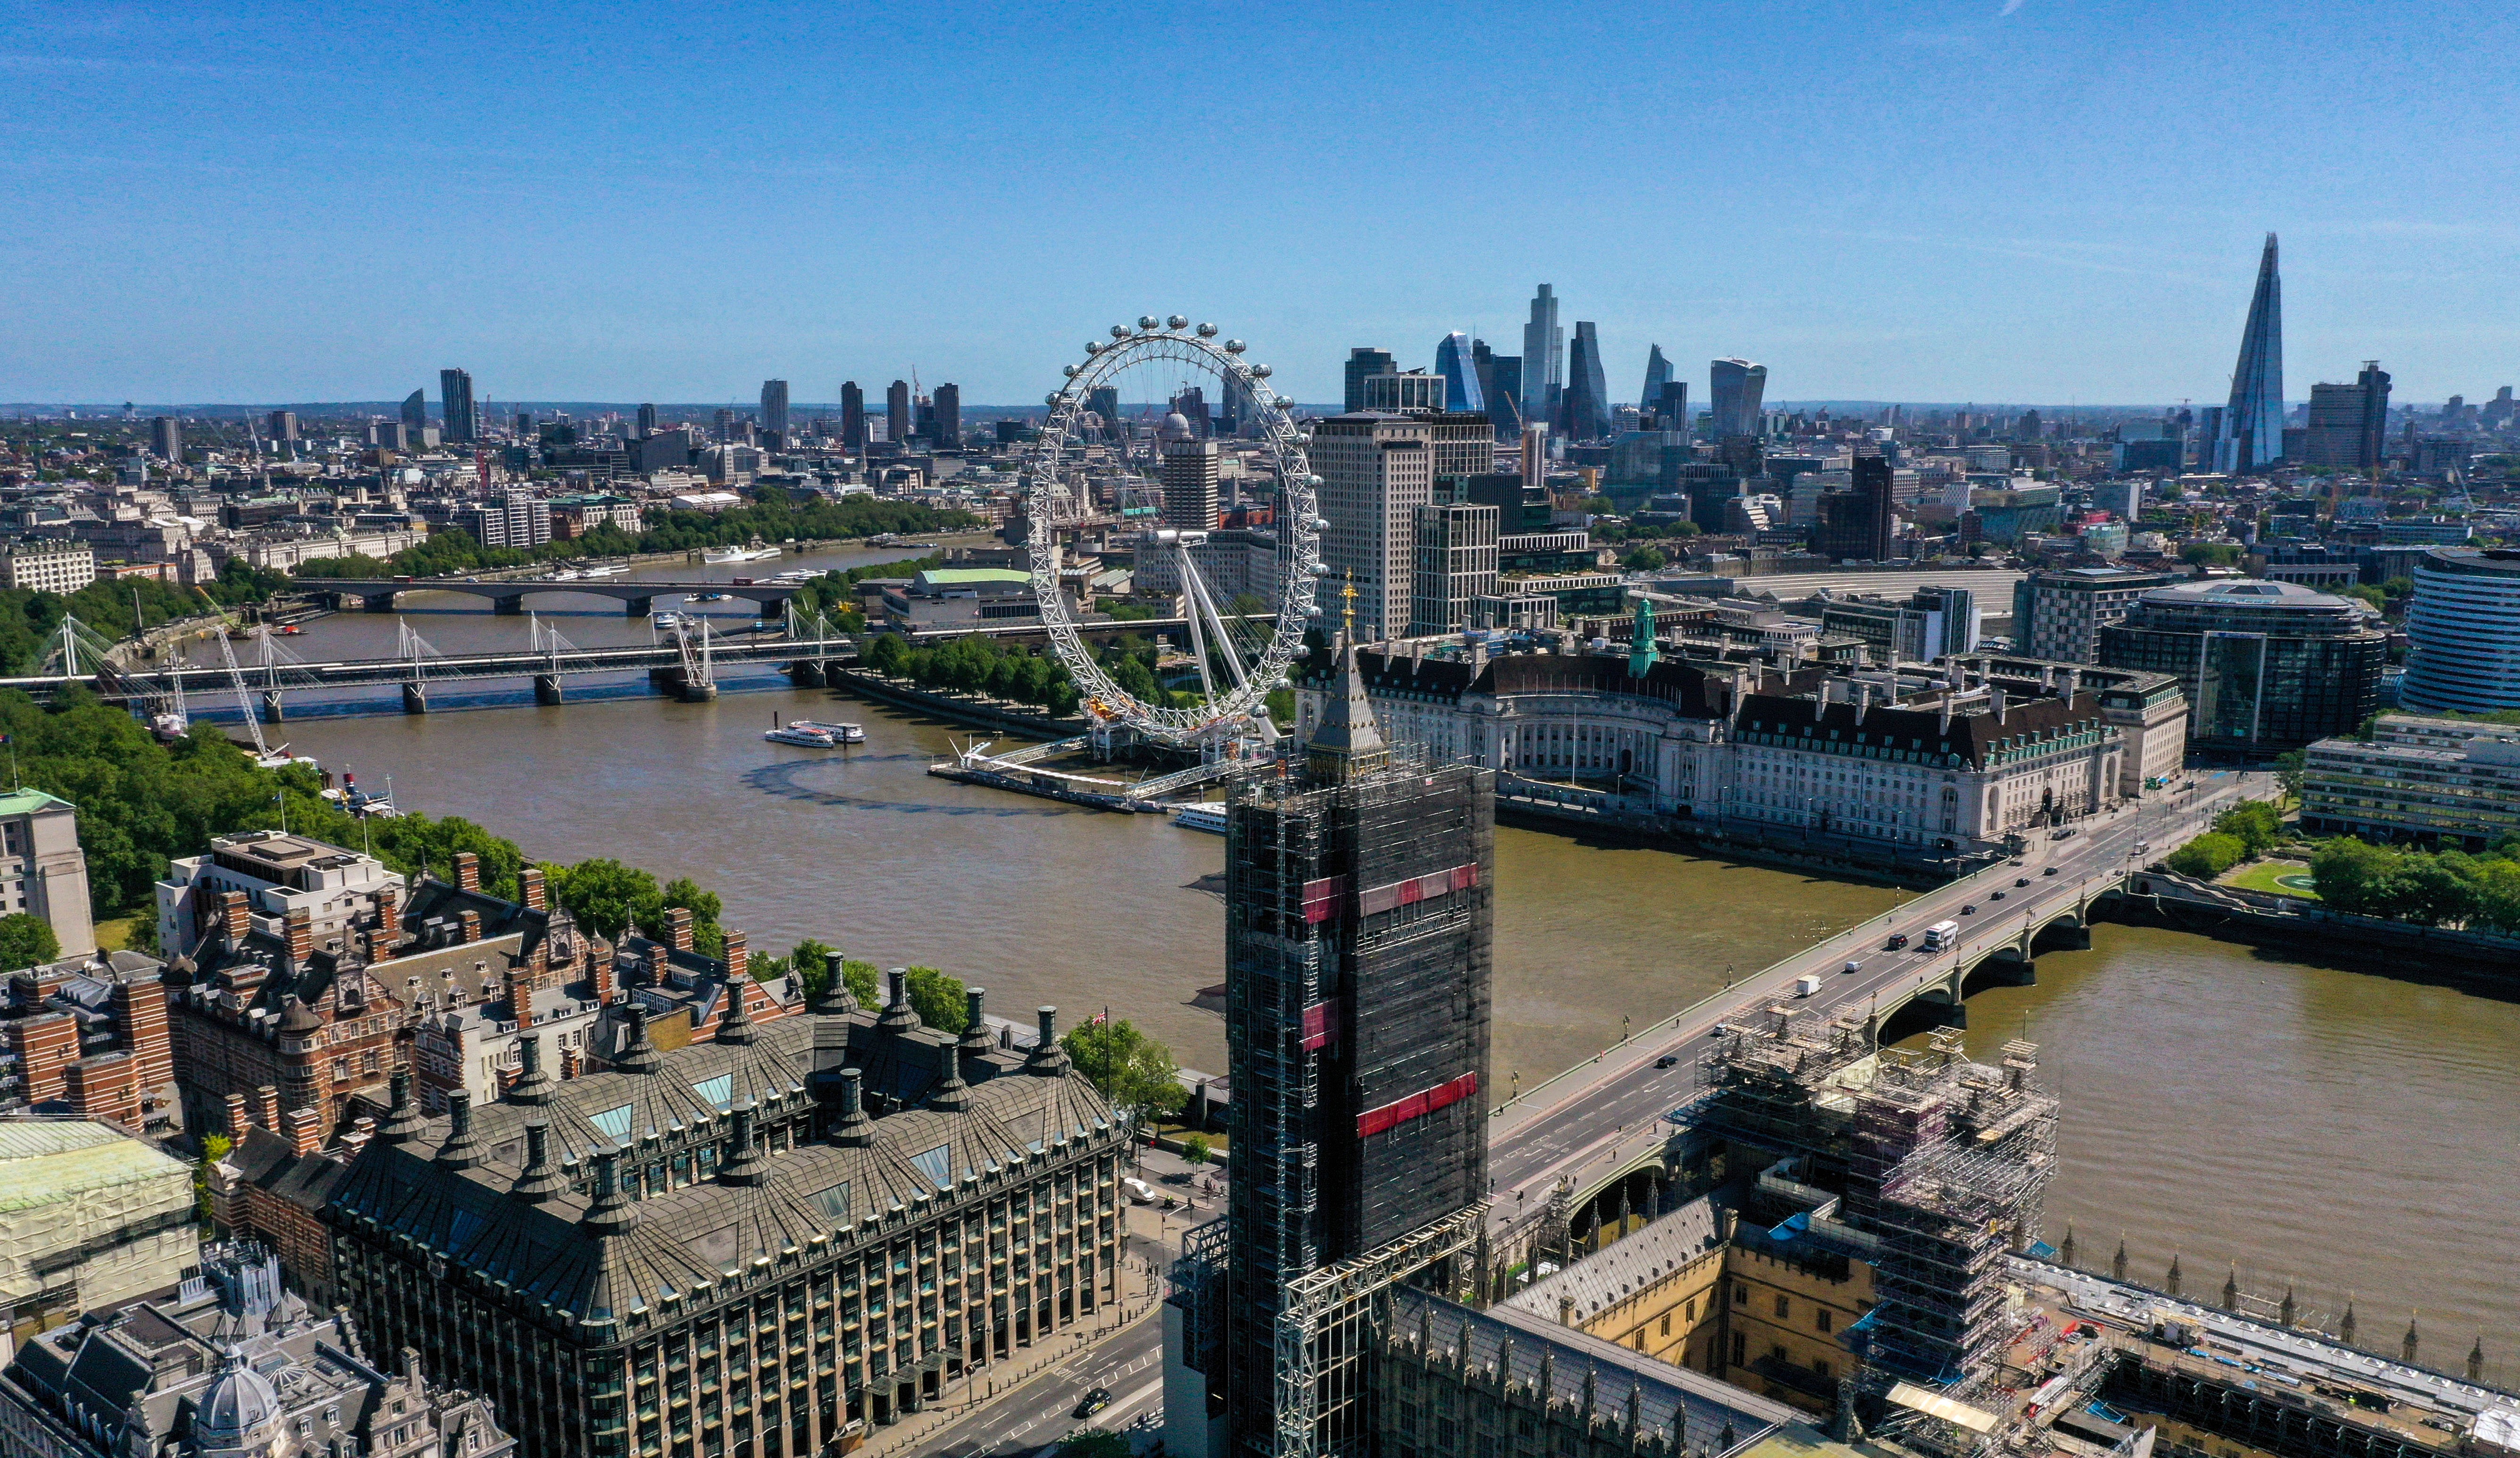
(1481, 769, 2268, 1240)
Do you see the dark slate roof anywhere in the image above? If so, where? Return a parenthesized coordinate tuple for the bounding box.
(1736, 689, 2111, 770)
(325, 1006, 1116, 1327)
(1307, 645, 1826, 719)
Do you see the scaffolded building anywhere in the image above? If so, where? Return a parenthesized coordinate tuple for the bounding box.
(1182, 634, 1497, 1458)
(1690, 1012, 2058, 1387)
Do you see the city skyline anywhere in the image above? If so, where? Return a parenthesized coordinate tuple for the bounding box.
(1, 3, 2509, 405)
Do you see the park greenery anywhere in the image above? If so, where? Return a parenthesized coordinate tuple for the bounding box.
(2306, 838, 2520, 933)
(2161, 801, 2288, 880)
(863, 630, 1085, 716)
(0, 566, 288, 676)
(541, 858, 731, 956)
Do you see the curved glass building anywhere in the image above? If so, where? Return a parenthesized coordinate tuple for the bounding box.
(2098, 579, 2384, 753)
(2401, 547, 2520, 713)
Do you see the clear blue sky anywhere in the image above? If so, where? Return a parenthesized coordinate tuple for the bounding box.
(1, 0, 2511, 407)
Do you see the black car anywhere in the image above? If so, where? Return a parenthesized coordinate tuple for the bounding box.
(2043, 866, 2060, 876)
(1990, 890, 2007, 901)
(1960, 903, 1977, 914)
(1074, 1387, 1113, 1419)
(2015, 877, 2031, 887)
(1655, 1054, 1680, 1069)
(1885, 932, 1910, 950)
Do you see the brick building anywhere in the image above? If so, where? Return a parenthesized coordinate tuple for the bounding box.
(0, 951, 176, 1127)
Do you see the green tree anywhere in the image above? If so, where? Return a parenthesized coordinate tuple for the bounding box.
(2309, 837, 2401, 916)
(0, 913, 59, 972)
(863, 632, 908, 675)
(904, 965, 968, 1031)
(545, 859, 660, 940)
(1056, 1434, 1131, 1458)
(1620, 545, 1668, 573)
(2165, 832, 2245, 879)
(777, 937, 836, 992)
(2181, 542, 2242, 567)
(642, 876, 727, 955)
(2212, 802, 2285, 858)
(2341, 584, 2387, 612)
(1180, 1133, 1211, 1166)
(839, 957, 882, 1006)
(2272, 750, 2307, 803)
(1061, 1018, 1187, 1129)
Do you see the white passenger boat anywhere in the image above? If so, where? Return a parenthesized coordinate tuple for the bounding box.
(788, 719, 865, 743)
(705, 545, 781, 565)
(1170, 803, 1229, 835)
(766, 724, 844, 747)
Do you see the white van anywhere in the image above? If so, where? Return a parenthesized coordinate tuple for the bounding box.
(1793, 974, 1822, 997)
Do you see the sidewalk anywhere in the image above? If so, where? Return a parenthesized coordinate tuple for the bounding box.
(855, 1236, 1169, 1458)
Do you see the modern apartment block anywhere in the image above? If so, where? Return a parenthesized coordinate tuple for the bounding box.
(2010, 567, 2172, 664)
(1409, 502, 1500, 636)
(2300, 714, 2520, 849)
(2401, 547, 2520, 714)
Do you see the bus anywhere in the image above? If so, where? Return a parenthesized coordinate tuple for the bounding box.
(1921, 920, 1960, 951)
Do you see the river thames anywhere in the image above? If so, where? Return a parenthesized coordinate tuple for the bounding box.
(254, 550, 2520, 1386)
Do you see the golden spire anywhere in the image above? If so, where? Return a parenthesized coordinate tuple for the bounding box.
(1340, 570, 1357, 643)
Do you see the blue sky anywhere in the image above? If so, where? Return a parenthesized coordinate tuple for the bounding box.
(1, 0, 2512, 406)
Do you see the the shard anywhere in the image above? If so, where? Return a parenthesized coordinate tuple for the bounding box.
(2216, 233, 2284, 473)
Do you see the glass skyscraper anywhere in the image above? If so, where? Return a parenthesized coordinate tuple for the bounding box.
(1520, 284, 1561, 428)
(1560, 321, 1610, 440)
(1433, 332, 1484, 414)
(1709, 357, 1768, 437)
(2216, 233, 2284, 474)
(1639, 344, 1671, 410)
(439, 368, 477, 444)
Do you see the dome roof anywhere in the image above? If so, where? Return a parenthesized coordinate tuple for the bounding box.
(1158, 411, 1195, 442)
(195, 1348, 283, 1449)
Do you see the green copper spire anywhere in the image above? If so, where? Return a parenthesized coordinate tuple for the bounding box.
(1628, 596, 1660, 678)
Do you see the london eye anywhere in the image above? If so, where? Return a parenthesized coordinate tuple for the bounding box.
(1022, 316, 1324, 748)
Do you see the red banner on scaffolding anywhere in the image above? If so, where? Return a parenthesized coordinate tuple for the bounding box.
(1355, 1072, 1480, 1138)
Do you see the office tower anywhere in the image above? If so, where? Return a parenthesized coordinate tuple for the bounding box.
(713, 407, 741, 444)
(885, 380, 910, 445)
(1470, 340, 1521, 439)
(2216, 233, 2285, 473)
(1159, 411, 1220, 531)
(1709, 358, 1768, 438)
(368, 421, 408, 451)
(1558, 322, 1610, 440)
(515, 411, 534, 438)
(838, 383, 865, 450)
(1817, 448, 1896, 561)
(2401, 548, 2520, 713)
(1313, 413, 1439, 641)
(149, 416, 181, 462)
(759, 378, 789, 440)
(1640, 344, 1672, 411)
(2100, 579, 2385, 752)
(933, 383, 960, 447)
(1215, 379, 1242, 437)
(1654, 381, 1689, 433)
(265, 410, 298, 445)
(2301, 361, 2391, 474)
(439, 369, 477, 444)
(635, 402, 659, 439)
(1521, 422, 1547, 494)
(1343, 348, 1395, 414)
(1410, 501, 1500, 634)
(1520, 284, 1562, 427)
(1216, 651, 1494, 1456)
(401, 389, 428, 438)
(1434, 332, 1483, 414)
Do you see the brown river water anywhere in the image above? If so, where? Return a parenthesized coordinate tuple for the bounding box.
(247, 545, 2520, 1387)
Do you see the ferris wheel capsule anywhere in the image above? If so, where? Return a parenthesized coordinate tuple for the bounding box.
(1085, 341, 1103, 355)
(1195, 322, 1218, 337)
(1045, 393, 1062, 406)
(1167, 314, 1189, 329)
(1251, 364, 1272, 379)
(1110, 324, 1131, 338)
(1306, 475, 1323, 487)
(1294, 431, 1312, 445)
(1062, 364, 1080, 377)
(1137, 315, 1160, 330)
(1224, 339, 1246, 353)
